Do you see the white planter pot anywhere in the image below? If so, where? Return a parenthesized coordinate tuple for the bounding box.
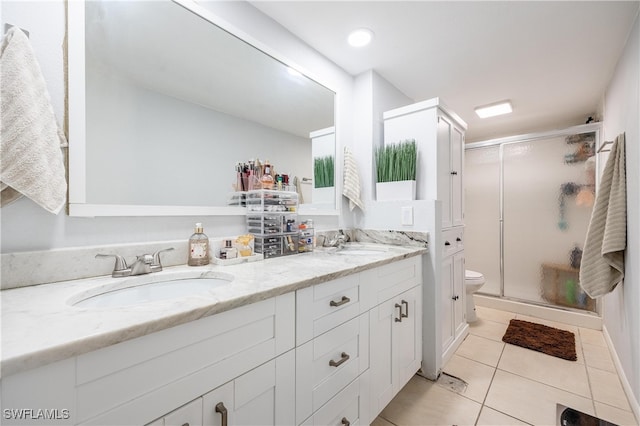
(376, 180, 416, 201)
(312, 186, 335, 205)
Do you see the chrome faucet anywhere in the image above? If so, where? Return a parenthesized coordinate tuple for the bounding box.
(96, 247, 174, 278)
(324, 233, 347, 249)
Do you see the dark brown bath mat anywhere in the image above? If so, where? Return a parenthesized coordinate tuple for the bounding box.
(502, 319, 577, 361)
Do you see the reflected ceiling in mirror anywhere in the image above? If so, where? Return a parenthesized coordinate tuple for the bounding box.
(71, 0, 336, 215)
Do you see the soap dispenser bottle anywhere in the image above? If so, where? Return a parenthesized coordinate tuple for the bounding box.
(188, 223, 210, 266)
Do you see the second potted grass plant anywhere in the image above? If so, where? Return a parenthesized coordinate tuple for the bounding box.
(375, 139, 417, 201)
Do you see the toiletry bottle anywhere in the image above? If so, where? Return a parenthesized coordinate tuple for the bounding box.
(188, 223, 210, 266)
(261, 160, 275, 190)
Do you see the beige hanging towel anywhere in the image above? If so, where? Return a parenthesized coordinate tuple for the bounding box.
(342, 147, 365, 212)
(0, 27, 67, 214)
(580, 133, 626, 298)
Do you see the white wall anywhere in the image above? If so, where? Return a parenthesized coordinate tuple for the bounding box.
(0, 1, 352, 253)
(602, 11, 640, 415)
(351, 70, 420, 232)
(86, 69, 310, 206)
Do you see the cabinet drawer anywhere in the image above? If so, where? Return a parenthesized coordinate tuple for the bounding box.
(442, 227, 464, 257)
(296, 314, 369, 424)
(363, 256, 422, 305)
(202, 351, 296, 426)
(296, 274, 368, 345)
(76, 294, 295, 425)
(162, 397, 202, 426)
(300, 371, 369, 426)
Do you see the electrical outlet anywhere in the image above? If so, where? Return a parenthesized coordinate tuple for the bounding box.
(401, 206, 413, 226)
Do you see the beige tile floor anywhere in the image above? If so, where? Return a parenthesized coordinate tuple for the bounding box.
(373, 305, 639, 426)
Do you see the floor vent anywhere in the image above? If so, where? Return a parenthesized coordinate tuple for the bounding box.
(436, 372, 468, 394)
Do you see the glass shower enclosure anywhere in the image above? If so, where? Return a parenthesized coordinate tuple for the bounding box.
(465, 125, 600, 312)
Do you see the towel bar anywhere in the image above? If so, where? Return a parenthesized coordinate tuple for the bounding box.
(597, 140, 613, 153)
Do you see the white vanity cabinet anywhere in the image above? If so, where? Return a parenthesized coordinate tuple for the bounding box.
(201, 352, 295, 426)
(158, 398, 202, 426)
(295, 273, 371, 425)
(145, 351, 295, 426)
(383, 97, 467, 378)
(0, 293, 295, 426)
(441, 230, 467, 361)
(1, 254, 425, 426)
(367, 258, 423, 422)
(437, 114, 465, 229)
(296, 256, 422, 426)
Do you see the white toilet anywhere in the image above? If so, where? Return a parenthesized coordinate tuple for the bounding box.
(465, 270, 485, 322)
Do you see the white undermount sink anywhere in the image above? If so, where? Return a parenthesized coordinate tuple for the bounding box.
(70, 272, 234, 308)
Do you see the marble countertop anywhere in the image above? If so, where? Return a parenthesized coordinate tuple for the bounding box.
(1, 243, 426, 378)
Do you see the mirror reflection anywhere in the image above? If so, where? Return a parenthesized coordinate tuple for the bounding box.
(80, 0, 335, 212)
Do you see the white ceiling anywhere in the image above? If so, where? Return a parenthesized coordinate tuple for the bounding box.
(251, 1, 639, 142)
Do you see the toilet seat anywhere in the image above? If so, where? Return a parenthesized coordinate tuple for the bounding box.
(465, 269, 485, 286)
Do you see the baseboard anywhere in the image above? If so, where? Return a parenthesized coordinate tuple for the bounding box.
(475, 294, 602, 330)
(602, 324, 640, 422)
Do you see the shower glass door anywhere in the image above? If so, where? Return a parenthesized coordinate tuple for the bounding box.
(465, 129, 598, 312)
(502, 135, 596, 310)
(465, 146, 501, 296)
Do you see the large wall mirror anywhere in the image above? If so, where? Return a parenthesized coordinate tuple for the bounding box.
(68, 0, 336, 216)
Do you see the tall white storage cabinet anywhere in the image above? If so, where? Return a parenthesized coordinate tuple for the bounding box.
(383, 97, 469, 374)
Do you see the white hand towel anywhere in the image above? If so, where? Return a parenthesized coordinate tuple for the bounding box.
(342, 147, 365, 212)
(579, 133, 626, 297)
(1, 27, 67, 214)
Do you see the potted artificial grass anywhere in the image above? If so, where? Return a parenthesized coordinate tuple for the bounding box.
(313, 155, 335, 188)
(313, 155, 335, 204)
(375, 139, 417, 201)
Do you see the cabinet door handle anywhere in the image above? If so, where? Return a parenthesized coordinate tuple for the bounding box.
(401, 300, 409, 318)
(181, 423, 189, 426)
(329, 352, 350, 367)
(444, 241, 451, 246)
(451, 171, 458, 175)
(215, 402, 228, 426)
(456, 237, 462, 242)
(451, 295, 459, 301)
(341, 418, 351, 426)
(330, 296, 350, 307)
(395, 303, 402, 322)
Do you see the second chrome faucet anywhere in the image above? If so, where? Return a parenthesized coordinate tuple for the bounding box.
(96, 247, 174, 278)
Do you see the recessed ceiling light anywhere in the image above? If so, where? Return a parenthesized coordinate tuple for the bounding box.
(475, 101, 513, 118)
(348, 28, 374, 47)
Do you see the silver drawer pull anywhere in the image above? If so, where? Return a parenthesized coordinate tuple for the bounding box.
(215, 402, 228, 426)
(341, 418, 351, 426)
(401, 300, 409, 318)
(395, 303, 402, 322)
(330, 296, 350, 307)
(329, 352, 350, 367)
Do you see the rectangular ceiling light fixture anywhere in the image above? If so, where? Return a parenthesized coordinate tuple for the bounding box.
(475, 101, 512, 118)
